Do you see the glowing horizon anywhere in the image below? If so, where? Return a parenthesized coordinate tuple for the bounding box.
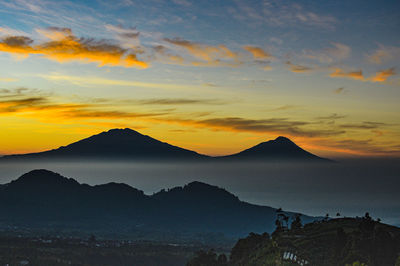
(0, 0, 399, 158)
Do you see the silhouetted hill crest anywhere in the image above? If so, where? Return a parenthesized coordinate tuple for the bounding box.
(153, 181, 240, 204)
(0, 169, 317, 238)
(9, 169, 79, 187)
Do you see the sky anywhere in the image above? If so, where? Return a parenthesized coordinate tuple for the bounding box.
(0, 0, 399, 158)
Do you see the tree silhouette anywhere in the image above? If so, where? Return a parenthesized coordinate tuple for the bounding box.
(291, 214, 302, 231)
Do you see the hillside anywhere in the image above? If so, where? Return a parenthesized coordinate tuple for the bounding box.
(0, 169, 316, 241)
(188, 216, 400, 266)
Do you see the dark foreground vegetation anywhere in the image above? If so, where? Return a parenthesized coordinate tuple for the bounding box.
(188, 215, 400, 266)
(0, 234, 227, 266)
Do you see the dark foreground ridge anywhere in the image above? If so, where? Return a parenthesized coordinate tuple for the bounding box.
(1, 128, 330, 161)
(188, 216, 400, 266)
(0, 169, 315, 241)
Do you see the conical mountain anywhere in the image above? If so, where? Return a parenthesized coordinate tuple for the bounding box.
(3, 128, 207, 160)
(219, 136, 328, 161)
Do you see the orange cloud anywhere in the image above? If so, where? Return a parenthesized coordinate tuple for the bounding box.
(0, 27, 148, 68)
(330, 67, 396, 83)
(329, 68, 364, 80)
(369, 68, 396, 82)
(164, 37, 239, 65)
(243, 46, 271, 59)
(1, 88, 399, 157)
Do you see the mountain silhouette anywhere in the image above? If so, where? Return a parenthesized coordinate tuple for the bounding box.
(220, 136, 328, 161)
(0, 169, 316, 240)
(0, 128, 328, 161)
(2, 128, 208, 161)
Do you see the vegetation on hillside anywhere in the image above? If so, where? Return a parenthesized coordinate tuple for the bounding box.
(187, 213, 400, 266)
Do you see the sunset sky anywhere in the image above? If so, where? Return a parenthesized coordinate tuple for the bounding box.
(0, 0, 399, 158)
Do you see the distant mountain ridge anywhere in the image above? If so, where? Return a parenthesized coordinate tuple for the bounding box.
(1, 128, 329, 161)
(0, 169, 316, 240)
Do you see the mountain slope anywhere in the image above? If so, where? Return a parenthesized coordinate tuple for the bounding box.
(219, 136, 328, 161)
(1, 128, 329, 162)
(2, 128, 207, 160)
(0, 169, 316, 240)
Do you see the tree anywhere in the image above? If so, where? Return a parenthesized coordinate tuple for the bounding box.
(291, 214, 302, 231)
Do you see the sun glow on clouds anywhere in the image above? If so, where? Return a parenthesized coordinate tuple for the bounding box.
(0, 0, 399, 158)
(0, 27, 148, 68)
(243, 46, 272, 60)
(329, 68, 396, 82)
(1, 88, 399, 157)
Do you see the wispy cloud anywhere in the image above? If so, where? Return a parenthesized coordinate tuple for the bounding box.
(367, 45, 400, 64)
(2, 87, 398, 156)
(190, 117, 345, 137)
(0, 26, 29, 37)
(329, 67, 396, 83)
(171, 0, 191, 7)
(317, 113, 346, 120)
(369, 68, 396, 82)
(0, 88, 166, 121)
(333, 87, 345, 94)
(243, 46, 272, 59)
(0, 87, 343, 138)
(40, 73, 208, 91)
(286, 61, 313, 73)
(339, 121, 388, 130)
(329, 68, 364, 80)
(0, 27, 148, 68)
(104, 24, 141, 50)
(269, 105, 298, 111)
(136, 98, 222, 105)
(163, 37, 241, 66)
(303, 42, 351, 63)
(230, 1, 336, 29)
(316, 138, 400, 156)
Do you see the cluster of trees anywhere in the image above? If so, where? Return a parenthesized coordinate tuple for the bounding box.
(187, 233, 277, 266)
(187, 212, 400, 266)
(273, 209, 303, 235)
